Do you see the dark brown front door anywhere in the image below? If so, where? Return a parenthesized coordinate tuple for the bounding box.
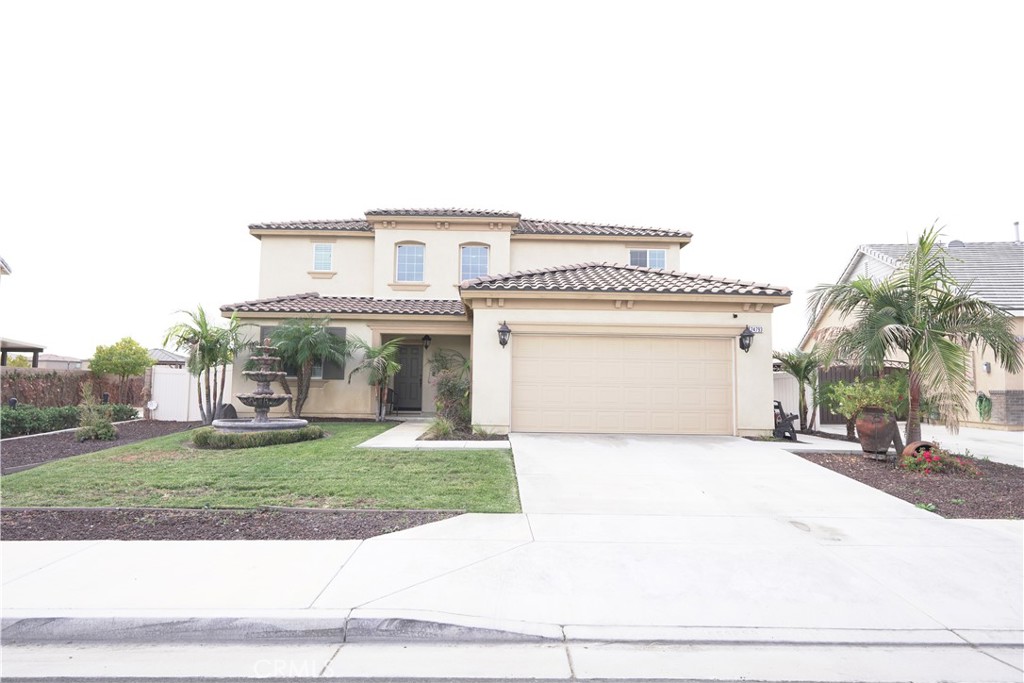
(393, 345, 423, 411)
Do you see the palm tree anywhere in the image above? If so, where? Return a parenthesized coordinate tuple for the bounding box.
(164, 307, 245, 425)
(808, 226, 1022, 443)
(270, 318, 350, 418)
(772, 349, 821, 432)
(346, 337, 404, 421)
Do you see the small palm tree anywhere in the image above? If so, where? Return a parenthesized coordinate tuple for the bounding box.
(164, 307, 247, 425)
(808, 225, 1022, 443)
(270, 318, 350, 418)
(347, 337, 404, 421)
(772, 349, 821, 432)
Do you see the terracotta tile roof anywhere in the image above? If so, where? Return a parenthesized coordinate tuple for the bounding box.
(248, 210, 690, 238)
(461, 263, 791, 296)
(221, 293, 466, 316)
(365, 208, 521, 219)
(862, 241, 1024, 310)
(515, 218, 691, 238)
(249, 219, 372, 232)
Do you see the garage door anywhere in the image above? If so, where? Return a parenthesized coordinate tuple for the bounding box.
(511, 335, 734, 435)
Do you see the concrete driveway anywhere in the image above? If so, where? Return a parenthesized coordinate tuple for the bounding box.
(512, 433, 935, 517)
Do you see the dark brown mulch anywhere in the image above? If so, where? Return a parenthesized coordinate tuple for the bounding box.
(0, 420, 200, 475)
(0, 508, 461, 541)
(798, 452, 1023, 519)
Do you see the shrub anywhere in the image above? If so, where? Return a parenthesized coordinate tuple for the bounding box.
(428, 350, 471, 432)
(107, 404, 139, 421)
(900, 443, 981, 477)
(425, 416, 456, 440)
(191, 425, 325, 449)
(1, 405, 81, 437)
(76, 382, 118, 442)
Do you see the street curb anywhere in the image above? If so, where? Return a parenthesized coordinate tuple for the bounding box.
(4, 616, 1022, 648)
(0, 616, 556, 645)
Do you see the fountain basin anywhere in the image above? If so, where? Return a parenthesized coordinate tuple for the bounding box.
(212, 417, 309, 432)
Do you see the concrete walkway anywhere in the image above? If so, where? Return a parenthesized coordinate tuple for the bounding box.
(357, 419, 511, 450)
(2, 434, 1022, 680)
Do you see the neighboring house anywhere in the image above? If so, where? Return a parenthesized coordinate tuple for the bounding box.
(801, 240, 1024, 430)
(221, 208, 791, 435)
(149, 348, 188, 369)
(37, 354, 84, 370)
(0, 338, 45, 367)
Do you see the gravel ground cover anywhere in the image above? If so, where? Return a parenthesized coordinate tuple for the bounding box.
(798, 451, 1023, 519)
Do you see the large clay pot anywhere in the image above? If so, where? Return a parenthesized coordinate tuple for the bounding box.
(856, 406, 897, 458)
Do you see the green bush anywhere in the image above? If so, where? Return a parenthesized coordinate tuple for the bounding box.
(191, 425, 326, 449)
(107, 404, 139, 421)
(1, 405, 81, 437)
(76, 383, 118, 442)
(0, 402, 137, 438)
(900, 443, 981, 477)
(425, 416, 456, 440)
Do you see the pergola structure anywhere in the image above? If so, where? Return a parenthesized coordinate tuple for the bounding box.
(0, 338, 46, 368)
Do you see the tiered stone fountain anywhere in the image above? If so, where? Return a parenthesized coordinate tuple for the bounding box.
(212, 339, 308, 432)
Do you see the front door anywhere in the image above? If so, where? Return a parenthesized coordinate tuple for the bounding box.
(393, 345, 423, 411)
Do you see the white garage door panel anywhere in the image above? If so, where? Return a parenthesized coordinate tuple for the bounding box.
(511, 335, 734, 435)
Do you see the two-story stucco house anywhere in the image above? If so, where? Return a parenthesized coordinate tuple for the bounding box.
(221, 208, 791, 435)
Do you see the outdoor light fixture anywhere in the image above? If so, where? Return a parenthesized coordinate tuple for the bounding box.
(983, 361, 992, 374)
(498, 321, 511, 348)
(738, 326, 755, 353)
(421, 335, 432, 350)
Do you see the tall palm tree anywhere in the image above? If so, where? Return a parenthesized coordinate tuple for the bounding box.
(808, 226, 1022, 443)
(772, 349, 821, 431)
(164, 306, 243, 425)
(270, 318, 350, 418)
(347, 337, 404, 421)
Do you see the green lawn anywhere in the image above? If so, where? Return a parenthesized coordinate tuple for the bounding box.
(0, 422, 520, 513)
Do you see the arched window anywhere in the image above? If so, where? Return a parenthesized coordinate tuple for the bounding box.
(395, 242, 425, 282)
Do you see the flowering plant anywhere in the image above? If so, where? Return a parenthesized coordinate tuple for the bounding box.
(900, 443, 981, 477)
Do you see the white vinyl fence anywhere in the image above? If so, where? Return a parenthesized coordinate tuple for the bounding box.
(773, 371, 806, 430)
(149, 365, 233, 422)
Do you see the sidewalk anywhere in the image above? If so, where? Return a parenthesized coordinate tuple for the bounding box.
(816, 423, 1024, 467)
(357, 419, 511, 450)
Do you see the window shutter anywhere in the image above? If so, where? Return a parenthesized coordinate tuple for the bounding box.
(322, 327, 347, 380)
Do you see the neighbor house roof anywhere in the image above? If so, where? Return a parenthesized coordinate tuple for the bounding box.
(221, 292, 466, 316)
(38, 354, 82, 363)
(461, 263, 791, 297)
(800, 239, 1024, 350)
(250, 209, 690, 239)
(856, 241, 1024, 311)
(149, 349, 188, 364)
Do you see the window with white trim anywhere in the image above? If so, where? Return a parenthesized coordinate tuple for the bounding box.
(396, 243, 425, 282)
(460, 244, 489, 281)
(629, 249, 667, 269)
(312, 243, 333, 272)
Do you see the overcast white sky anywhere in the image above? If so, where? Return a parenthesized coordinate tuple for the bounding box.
(2, 1, 1021, 360)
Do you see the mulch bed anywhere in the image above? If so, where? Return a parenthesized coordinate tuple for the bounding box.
(0, 508, 461, 541)
(1, 420, 200, 475)
(798, 452, 1023, 519)
(1, 419, 463, 540)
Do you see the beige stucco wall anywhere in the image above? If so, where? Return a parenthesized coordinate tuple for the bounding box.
(230, 320, 378, 419)
(372, 228, 513, 299)
(468, 300, 778, 436)
(258, 235, 375, 299)
(510, 239, 682, 272)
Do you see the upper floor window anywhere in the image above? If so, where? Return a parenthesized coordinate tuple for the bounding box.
(396, 243, 425, 282)
(460, 244, 489, 281)
(312, 243, 333, 271)
(629, 249, 666, 269)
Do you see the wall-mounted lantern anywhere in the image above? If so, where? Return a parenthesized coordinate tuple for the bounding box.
(498, 321, 511, 348)
(421, 335, 432, 350)
(738, 326, 755, 353)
